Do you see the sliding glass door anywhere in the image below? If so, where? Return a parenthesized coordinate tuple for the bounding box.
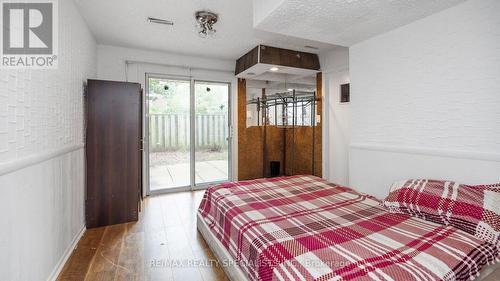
(194, 81, 230, 185)
(147, 78, 191, 191)
(146, 75, 231, 194)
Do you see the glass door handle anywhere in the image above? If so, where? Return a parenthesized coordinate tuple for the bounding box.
(139, 139, 144, 151)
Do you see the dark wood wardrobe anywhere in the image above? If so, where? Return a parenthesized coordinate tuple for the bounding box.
(85, 79, 143, 228)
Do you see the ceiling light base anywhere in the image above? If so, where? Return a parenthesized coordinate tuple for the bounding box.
(195, 11, 218, 38)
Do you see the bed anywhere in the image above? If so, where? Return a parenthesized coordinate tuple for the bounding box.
(197, 175, 499, 281)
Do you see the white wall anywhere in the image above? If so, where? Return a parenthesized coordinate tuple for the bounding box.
(0, 0, 96, 280)
(320, 47, 350, 186)
(97, 45, 234, 82)
(349, 0, 500, 199)
(96, 45, 239, 183)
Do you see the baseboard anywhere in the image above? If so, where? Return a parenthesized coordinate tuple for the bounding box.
(47, 225, 86, 281)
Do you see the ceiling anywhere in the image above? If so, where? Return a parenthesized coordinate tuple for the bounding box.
(254, 0, 467, 46)
(74, 0, 337, 60)
(75, 0, 467, 60)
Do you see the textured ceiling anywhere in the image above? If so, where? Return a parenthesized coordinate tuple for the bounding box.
(254, 0, 467, 46)
(74, 0, 336, 60)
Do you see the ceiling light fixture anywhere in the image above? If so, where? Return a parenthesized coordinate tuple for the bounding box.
(270, 67, 279, 72)
(195, 11, 218, 38)
(147, 17, 174, 26)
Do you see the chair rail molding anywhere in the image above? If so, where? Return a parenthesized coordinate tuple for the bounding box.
(350, 143, 500, 163)
(0, 144, 84, 177)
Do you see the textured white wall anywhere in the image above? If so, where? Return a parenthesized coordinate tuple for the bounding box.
(0, 0, 96, 280)
(349, 0, 500, 198)
(0, 3, 96, 161)
(0, 150, 85, 281)
(320, 47, 350, 186)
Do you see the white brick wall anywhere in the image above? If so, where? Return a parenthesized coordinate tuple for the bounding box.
(0, 1, 96, 280)
(348, 0, 500, 198)
(0, 0, 96, 163)
(350, 0, 500, 152)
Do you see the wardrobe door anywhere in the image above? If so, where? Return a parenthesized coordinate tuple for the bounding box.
(86, 79, 142, 228)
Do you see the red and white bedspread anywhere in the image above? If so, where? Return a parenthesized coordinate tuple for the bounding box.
(198, 175, 499, 281)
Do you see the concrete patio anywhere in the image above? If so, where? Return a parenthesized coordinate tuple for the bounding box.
(150, 160, 228, 190)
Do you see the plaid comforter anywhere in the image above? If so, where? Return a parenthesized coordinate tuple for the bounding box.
(198, 176, 499, 281)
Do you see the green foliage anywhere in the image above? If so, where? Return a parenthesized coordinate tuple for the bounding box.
(194, 84, 228, 115)
(148, 78, 228, 115)
(148, 79, 189, 114)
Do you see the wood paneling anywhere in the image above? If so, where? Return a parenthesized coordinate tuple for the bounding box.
(238, 75, 323, 180)
(314, 72, 323, 177)
(238, 79, 264, 180)
(235, 45, 320, 75)
(235, 46, 259, 75)
(259, 45, 320, 70)
(263, 126, 284, 177)
(285, 127, 314, 175)
(86, 80, 142, 228)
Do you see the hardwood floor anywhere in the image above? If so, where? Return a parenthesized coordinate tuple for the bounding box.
(57, 190, 228, 281)
(58, 190, 500, 281)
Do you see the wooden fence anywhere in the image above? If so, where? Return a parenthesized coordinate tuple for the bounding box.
(150, 114, 228, 152)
